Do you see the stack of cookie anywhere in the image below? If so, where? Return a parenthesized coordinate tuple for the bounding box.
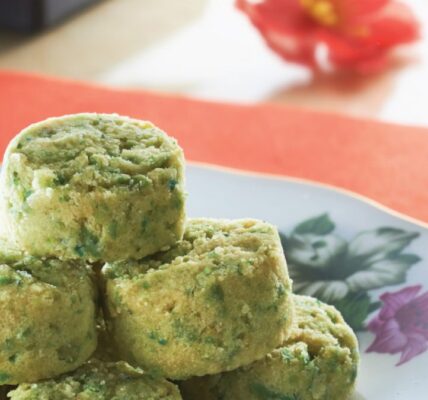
(0, 114, 359, 400)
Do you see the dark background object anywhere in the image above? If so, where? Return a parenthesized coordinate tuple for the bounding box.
(0, 0, 100, 32)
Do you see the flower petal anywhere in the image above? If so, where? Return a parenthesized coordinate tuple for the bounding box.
(291, 279, 312, 293)
(343, 0, 389, 17)
(261, 29, 318, 66)
(397, 333, 428, 366)
(319, 30, 389, 73)
(378, 286, 422, 320)
(327, 1, 419, 72)
(286, 233, 347, 269)
(287, 262, 307, 281)
(367, 315, 384, 333)
(236, 0, 311, 32)
(367, 318, 407, 354)
(357, 2, 420, 47)
(346, 256, 417, 292)
(397, 291, 428, 339)
(410, 292, 428, 315)
(237, 0, 419, 72)
(347, 228, 419, 266)
(236, 0, 319, 66)
(295, 280, 349, 302)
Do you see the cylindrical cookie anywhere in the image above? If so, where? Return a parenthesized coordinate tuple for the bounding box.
(0, 113, 186, 262)
(101, 218, 294, 380)
(180, 295, 359, 400)
(0, 246, 98, 384)
(8, 360, 182, 400)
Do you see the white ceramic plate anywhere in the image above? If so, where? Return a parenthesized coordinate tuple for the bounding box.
(186, 163, 428, 400)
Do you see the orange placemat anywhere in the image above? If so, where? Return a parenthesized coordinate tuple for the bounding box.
(1, 70, 427, 223)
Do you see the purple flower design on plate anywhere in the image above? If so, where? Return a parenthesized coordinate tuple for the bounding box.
(367, 285, 428, 366)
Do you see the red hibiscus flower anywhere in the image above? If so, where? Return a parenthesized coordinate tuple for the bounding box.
(367, 285, 428, 366)
(236, 0, 419, 73)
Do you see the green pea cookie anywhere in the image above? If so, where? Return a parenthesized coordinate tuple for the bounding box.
(0, 247, 98, 384)
(180, 295, 359, 400)
(0, 113, 186, 262)
(101, 218, 294, 380)
(8, 360, 182, 400)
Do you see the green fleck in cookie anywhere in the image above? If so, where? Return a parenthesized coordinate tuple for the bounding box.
(102, 218, 293, 380)
(8, 360, 182, 400)
(0, 113, 186, 262)
(0, 247, 98, 384)
(180, 295, 359, 400)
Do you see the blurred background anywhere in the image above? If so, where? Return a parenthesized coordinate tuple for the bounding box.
(0, 0, 427, 126)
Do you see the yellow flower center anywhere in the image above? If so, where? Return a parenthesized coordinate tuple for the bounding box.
(300, 0, 339, 27)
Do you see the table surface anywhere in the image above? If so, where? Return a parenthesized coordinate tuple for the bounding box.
(0, 0, 427, 127)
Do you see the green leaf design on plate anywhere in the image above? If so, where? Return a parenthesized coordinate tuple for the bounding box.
(284, 214, 422, 330)
(346, 228, 420, 267)
(393, 254, 421, 265)
(293, 213, 335, 236)
(330, 292, 379, 331)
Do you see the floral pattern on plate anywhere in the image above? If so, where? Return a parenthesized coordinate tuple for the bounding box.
(367, 285, 428, 366)
(281, 213, 427, 366)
